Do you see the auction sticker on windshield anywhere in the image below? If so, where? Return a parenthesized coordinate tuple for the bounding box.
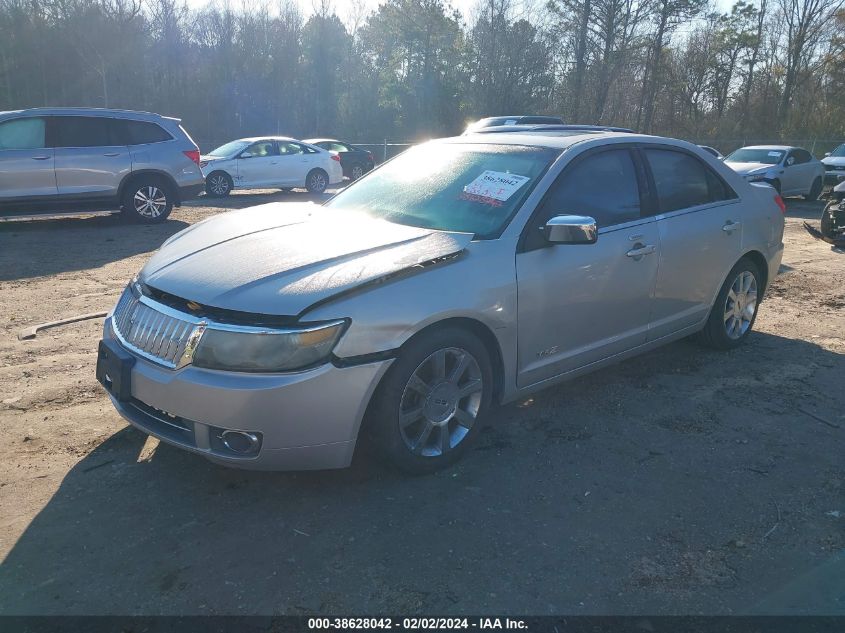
(463, 171, 530, 202)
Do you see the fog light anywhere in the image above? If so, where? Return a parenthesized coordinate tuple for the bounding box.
(219, 430, 261, 455)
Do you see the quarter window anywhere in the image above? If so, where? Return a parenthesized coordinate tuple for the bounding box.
(0, 118, 46, 150)
(539, 149, 641, 229)
(645, 148, 735, 213)
(112, 119, 172, 145)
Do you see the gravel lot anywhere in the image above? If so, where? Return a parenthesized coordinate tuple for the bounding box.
(0, 192, 843, 615)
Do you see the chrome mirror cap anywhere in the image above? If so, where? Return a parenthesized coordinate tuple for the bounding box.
(544, 214, 598, 245)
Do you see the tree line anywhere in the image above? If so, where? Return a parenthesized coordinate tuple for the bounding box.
(0, 0, 843, 151)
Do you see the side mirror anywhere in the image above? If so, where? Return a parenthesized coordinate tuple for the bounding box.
(543, 214, 597, 245)
(786, 157, 795, 166)
(825, 152, 831, 157)
(239, 152, 253, 159)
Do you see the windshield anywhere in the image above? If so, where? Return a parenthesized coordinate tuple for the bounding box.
(726, 148, 784, 164)
(324, 143, 558, 238)
(207, 140, 250, 157)
(830, 144, 845, 157)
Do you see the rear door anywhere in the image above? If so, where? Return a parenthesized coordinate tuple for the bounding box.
(515, 146, 660, 387)
(0, 117, 57, 206)
(643, 146, 743, 339)
(277, 141, 317, 185)
(50, 115, 131, 202)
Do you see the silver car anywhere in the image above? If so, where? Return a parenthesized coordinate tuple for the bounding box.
(97, 131, 785, 473)
(0, 107, 204, 223)
(724, 145, 824, 199)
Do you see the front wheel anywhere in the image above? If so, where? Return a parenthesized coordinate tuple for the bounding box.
(805, 177, 823, 201)
(305, 169, 328, 194)
(205, 172, 232, 197)
(368, 327, 493, 474)
(122, 178, 173, 223)
(697, 258, 762, 350)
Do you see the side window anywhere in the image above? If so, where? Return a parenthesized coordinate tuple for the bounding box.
(244, 141, 277, 157)
(793, 149, 812, 164)
(112, 119, 172, 145)
(539, 149, 641, 229)
(0, 118, 46, 150)
(50, 116, 113, 148)
(645, 148, 734, 213)
(278, 142, 305, 155)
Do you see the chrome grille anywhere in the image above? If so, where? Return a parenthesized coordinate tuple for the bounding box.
(111, 287, 202, 368)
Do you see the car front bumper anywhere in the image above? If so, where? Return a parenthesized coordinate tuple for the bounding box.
(824, 170, 845, 185)
(100, 322, 392, 470)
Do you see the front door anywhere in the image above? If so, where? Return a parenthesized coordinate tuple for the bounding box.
(515, 147, 660, 388)
(0, 117, 57, 206)
(235, 140, 280, 187)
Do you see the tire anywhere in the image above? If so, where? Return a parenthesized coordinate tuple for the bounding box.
(350, 164, 365, 180)
(805, 177, 823, 201)
(367, 327, 494, 474)
(820, 202, 835, 238)
(205, 171, 232, 198)
(305, 169, 329, 194)
(696, 257, 762, 350)
(122, 177, 173, 224)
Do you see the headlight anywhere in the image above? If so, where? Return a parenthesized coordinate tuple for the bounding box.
(192, 320, 348, 372)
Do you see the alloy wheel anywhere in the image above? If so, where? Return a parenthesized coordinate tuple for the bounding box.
(309, 172, 327, 192)
(723, 270, 758, 339)
(351, 165, 364, 180)
(209, 175, 229, 196)
(133, 186, 167, 219)
(398, 347, 483, 457)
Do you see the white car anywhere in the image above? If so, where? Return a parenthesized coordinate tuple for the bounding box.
(724, 145, 824, 199)
(200, 137, 344, 197)
(822, 143, 845, 186)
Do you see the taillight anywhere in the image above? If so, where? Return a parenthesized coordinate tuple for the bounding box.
(331, 154, 341, 162)
(774, 194, 786, 213)
(183, 149, 201, 166)
(367, 151, 374, 162)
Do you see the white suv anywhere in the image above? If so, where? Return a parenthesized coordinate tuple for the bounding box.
(0, 107, 205, 223)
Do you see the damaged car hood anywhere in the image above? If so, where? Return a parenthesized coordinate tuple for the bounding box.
(140, 203, 472, 317)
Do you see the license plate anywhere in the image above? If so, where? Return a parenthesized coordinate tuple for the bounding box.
(96, 339, 135, 401)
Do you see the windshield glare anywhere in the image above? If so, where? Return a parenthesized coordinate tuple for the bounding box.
(208, 140, 250, 157)
(324, 143, 557, 238)
(726, 148, 784, 164)
(830, 144, 845, 157)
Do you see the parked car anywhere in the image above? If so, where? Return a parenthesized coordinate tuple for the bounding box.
(200, 137, 343, 197)
(463, 115, 564, 134)
(724, 145, 824, 199)
(0, 107, 204, 223)
(821, 179, 845, 240)
(98, 131, 784, 474)
(821, 143, 845, 186)
(699, 145, 724, 160)
(303, 138, 375, 180)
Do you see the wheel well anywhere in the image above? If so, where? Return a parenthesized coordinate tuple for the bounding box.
(401, 317, 506, 404)
(742, 250, 769, 295)
(119, 171, 180, 206)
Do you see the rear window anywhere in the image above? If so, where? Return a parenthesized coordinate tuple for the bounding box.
(646, 148, 736, 213)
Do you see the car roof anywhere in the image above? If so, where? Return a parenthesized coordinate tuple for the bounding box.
(473, 124, 635, 134)
(444, 130, 659, 150)
(737, 145, 795, 151)
(0, 107, 178, 122)
(303, 138, 341, 144)
(237, 136, 298, 143)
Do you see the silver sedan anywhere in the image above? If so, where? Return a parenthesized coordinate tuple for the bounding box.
(97, 132, 785, 473)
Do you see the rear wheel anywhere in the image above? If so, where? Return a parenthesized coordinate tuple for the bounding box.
(805, 177, 823, 201)
(305, 169, 328, 194)
(350, 164, 365, 180)
(205, 171, 232, 198)
(697, 257, 762, 350)
(368, 327, 493, 474)
(122, 177, 173, 223)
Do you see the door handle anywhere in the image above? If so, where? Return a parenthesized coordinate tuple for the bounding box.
(626, 244, 656, 259)
(31, 155, 50, 160)
(103, 152, 120, 157)
(722, 220, 741, 233)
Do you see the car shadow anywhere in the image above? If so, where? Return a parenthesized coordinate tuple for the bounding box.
(0, 214, 190, 282)
(784, 198, 826, 220)
(1, 332, 843, 615)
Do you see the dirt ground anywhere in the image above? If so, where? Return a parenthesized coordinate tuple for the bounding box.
(0, 192, 843, 616)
